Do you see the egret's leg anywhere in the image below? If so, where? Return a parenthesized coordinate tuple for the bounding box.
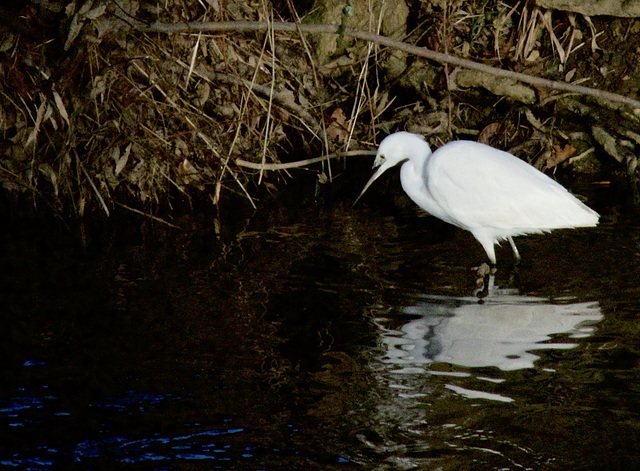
(472, 232, 497, 265)
(507, 236, 521, 262)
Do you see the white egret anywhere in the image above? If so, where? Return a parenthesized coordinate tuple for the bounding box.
(355, 132, 599, 264)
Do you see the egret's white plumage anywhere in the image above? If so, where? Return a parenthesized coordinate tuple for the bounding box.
(355, 131, 599, 264)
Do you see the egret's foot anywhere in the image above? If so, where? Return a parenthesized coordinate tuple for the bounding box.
(472, 263, 496, 298)
(471, 262, 496, 279)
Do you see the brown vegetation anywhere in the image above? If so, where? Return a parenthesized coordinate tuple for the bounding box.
(1, 0, 639, 219)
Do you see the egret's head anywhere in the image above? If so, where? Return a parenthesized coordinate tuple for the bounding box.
(354, 132, 430, 205)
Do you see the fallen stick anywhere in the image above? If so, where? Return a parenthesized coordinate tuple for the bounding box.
(236, 149, 376, 170)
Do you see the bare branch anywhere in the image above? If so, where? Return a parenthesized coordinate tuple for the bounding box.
(139, 21, 640, 110)
(236, 150, 376, 171)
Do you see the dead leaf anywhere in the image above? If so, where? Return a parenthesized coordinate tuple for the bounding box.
(25, 100, 47, 148)
(77, 0, 95, 16)
(477, 123, 501, 144)
(178, 158, 195, 176)
(546, 144, 576, 169)
(115, 143, 131, 176)
(111, 146, 120, 164)
(91, 75, 107, 100)
(85, 4, 106, 20)
(565, 68, 576, 82)
(53, 90, 70, 127)
(64, 14, 83, 50)
(195, 82, 210, 107)
(204, 0, 220, 13)
(38, 163, 58, 196)
(179, 158, 204, 189)
(326, 108, 348, 142)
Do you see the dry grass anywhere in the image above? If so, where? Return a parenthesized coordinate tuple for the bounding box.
(0, 0, 635, 218)
(0, 0, 385, 218)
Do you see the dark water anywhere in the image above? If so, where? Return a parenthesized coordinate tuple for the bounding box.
(2, 178, 640, 470)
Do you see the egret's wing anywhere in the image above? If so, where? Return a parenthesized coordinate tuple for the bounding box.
(423, 141, 597, 232)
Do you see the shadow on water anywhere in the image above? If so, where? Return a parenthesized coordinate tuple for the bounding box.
(2, 177, 640, 470)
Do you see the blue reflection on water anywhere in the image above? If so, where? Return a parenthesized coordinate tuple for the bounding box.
(0, 379, 349, 469)
(0, 386, 249, 468)
(91, 390, 175, 410)
(74, 426, 243, 462)
(1, 388, 57, 428)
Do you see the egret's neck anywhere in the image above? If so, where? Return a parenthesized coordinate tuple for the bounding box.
(405, 142, 431, 176)
(399, 142, 440, 217)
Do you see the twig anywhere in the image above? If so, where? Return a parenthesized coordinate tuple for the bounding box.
(202, 71, 320, 130)
(115, 202, 184, 229)
(131, 60, 256, 208)
(259, 8, 276, 185)
(77, 155, 110, 217)
(236, 149, 376, 170)
(139, 20, 640, 110)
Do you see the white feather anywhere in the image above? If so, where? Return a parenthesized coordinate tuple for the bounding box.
(356, 132, 599, 264)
